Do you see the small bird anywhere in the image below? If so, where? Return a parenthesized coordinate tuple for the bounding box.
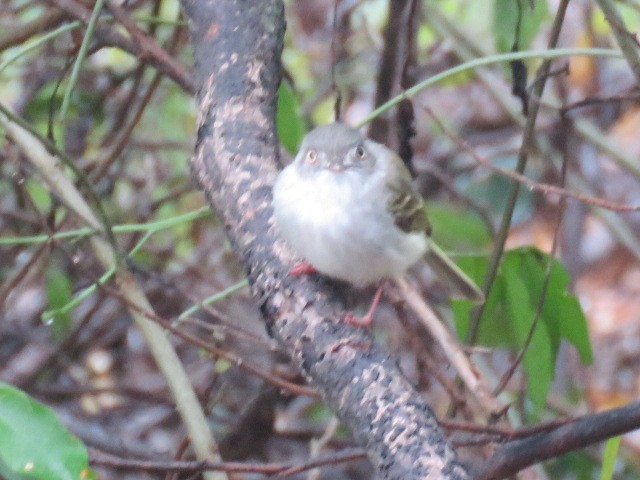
(272, 122, 483, 325)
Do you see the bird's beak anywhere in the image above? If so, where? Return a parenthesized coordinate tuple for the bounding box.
(320, 155, 343, 172)
(327, 155, 345, 172)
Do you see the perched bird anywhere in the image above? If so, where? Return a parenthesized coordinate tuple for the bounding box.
(272, 122, 483, 325)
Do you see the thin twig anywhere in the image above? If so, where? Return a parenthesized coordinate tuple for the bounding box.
(44, 0, 194, 92)
(424, 107, 640, 212)
(89, 446, 366, 476)
(467, 0, 571, 344)
(493, 110, 571, 396)
(1, 108, 226, 480)
(100, 284, 318, 398)
(394, 277, 503, 416)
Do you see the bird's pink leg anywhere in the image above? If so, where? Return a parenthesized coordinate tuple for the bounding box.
(289, 262, 317, 276)
(288, 263, 383, 328)
(343, 283, 384, 327)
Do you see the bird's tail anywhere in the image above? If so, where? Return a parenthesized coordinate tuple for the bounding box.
(424, 239, 485, 303)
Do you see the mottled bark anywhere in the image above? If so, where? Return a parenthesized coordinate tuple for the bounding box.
(180, 1, 468, 478)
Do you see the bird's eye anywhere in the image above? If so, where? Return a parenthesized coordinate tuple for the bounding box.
(306, 149, 317, 163)
(355, 145, 366, 159)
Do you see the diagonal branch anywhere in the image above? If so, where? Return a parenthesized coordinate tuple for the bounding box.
(471, 400, 640, 479)
(180, 1, 469, 478)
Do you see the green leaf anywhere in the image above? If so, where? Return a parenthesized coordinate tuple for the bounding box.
(452, 255, 513, 347)
(427, 202, 492, 251)
(0, 382, 94, 480)
(600, 437, 620, 480)
(545, 261, 593, 364)
(452, 247, 592, 411)
(493, 0, 548, 52)
(600, 436, 621, 480)
(502, 251, 553, 409)
(45, 266, 74, 343)
(277, 82, 306, 154)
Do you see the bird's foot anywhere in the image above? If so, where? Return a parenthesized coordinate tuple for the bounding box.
(289, 262, 317, 276)
(342, 311, 374, 327)
(329, 338, 373, 353)
(341, 284, 385, 327)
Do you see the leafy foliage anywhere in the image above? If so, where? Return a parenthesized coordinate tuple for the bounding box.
(453, 247, 592, 410)
(429, 204, 592, 410)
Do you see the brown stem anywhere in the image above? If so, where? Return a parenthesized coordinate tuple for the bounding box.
(44, 0, 194, 92)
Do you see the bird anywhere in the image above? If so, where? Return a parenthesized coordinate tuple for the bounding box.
(272, 122, 484, 325)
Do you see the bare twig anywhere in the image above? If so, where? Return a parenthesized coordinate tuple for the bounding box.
(97, 282, 317, 397)
(394, 277, 504, 416)
(0, 9, 66, 51)
(424, 107, 640, 212)
(493, 112, 571, 396)
(44, 0, 194, 92)
(467, 0, 571, 344)
(89, 446, 367, 476)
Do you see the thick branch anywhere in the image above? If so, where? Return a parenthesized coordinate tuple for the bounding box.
(472, 400, 640, 479)
(180, 1, 468, 478)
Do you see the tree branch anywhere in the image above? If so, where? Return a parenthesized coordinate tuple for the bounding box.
(471, 401, 640, 479)
(180, 1, 468, 478)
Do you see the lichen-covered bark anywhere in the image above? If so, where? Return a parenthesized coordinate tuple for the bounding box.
(180, 1, 468, 478)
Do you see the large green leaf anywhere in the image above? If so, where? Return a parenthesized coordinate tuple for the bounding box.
(452, 247, 592, 411)
(0, 382, 93, 480)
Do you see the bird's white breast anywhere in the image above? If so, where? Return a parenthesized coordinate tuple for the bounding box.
(272, 163, 427, 286)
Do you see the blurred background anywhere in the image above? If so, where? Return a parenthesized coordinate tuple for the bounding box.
(2, 0, 640, 478)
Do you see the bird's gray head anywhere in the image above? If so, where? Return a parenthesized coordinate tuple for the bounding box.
(296, 123, 375, 172)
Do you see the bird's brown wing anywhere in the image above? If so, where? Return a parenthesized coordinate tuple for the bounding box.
(385, 154, 483, 302)
(386, 157, 432, 235)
